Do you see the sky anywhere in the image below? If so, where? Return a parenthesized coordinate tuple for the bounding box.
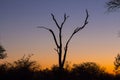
(0, 0, 120, 73)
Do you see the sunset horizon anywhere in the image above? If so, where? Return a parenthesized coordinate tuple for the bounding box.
(1, 1, 120, 79)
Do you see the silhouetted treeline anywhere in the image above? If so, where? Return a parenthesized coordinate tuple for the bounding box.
(0, 55, 119, 80)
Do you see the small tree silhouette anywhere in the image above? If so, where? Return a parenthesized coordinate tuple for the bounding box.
(38, 10, 89, 70)
(0, 45, 7, 59)
(7, 54, 40, 80)
(114, 54, 120, 74)
(13, 54, 39, 72)
(113, 54, 120, 80)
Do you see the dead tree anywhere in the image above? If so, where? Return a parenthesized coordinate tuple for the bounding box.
(38, 10, 89, 70)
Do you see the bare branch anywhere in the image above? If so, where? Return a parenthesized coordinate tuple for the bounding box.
(66, 9, 89, 48)
(61, 13, 69, 28)
(73, 9, 89, 34)
(51, 13, 60, 29)
(54, 48, 59, 54)
(62, 10, 89, 65)
(37, 26, 59, 48)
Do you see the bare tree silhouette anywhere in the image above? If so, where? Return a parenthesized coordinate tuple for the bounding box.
(106, 0, 120, 11)
(38, 10, 89, 70)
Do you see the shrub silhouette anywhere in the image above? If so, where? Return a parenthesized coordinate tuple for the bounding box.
(0, 54, 40, 80)
(71, 62, 112, 80)
(51, 65, 70, 80)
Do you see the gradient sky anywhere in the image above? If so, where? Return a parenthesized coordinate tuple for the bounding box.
(1, 0, 120, 73)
